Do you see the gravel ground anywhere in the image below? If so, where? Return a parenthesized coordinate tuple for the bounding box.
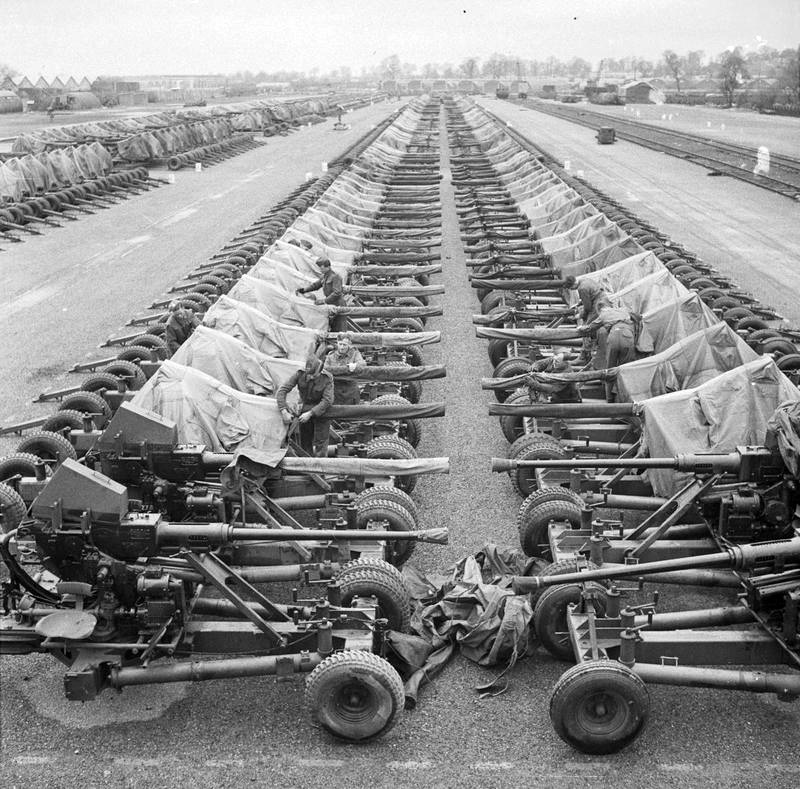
(2, 99, 800, 788)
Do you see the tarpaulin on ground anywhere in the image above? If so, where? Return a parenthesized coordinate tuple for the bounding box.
(638, 292, 718, 355)
(227, 275, 331, 331)
(565, 252, 667, 307)
(202, 295, 320, 360)
(131, 360, 288, 463)
(392, 544, 545, 705)
(170, 326, 303, 396)
(640, 357, 800, 496)
(616, 322, 760, 403)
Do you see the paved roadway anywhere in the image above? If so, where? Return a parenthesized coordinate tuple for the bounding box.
(2, 98, 800, 788)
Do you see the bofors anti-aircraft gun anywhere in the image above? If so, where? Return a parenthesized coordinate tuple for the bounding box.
(0, 455, 448, 742)
(492, 444, 796, 563)
(6, 403, 450, 568)
(509, 535, 800, 755)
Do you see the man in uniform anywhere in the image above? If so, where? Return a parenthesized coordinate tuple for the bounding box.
(164, 300, 200, 356)
(276, 352, 334, 457)
(295, 257, 347, 331)
(564, 276, 612, 363)
(579, 305, 636, 399)
(526, 352, 581, 404)
(322, 333, 366, 405)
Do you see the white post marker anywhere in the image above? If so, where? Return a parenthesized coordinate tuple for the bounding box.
(321, 161, 328, 172)
(720, 123, 726, 131)
(576, 169, 585, 178)
(195, 162, 202, 172)
(305, 171, 313, 182)
(168, 174, 176, 184)
(563, 160, 571, 171)
(753, 146, 770, 176)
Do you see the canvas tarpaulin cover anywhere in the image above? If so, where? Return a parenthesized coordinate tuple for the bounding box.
(131, 360, 288, 464)
(548, 224, 634, 269)
(640, 357, 800, 496)
(170, 326, 302, 396)
(539, 212, 616, 255)
(615, 322, 760, 403)
(533, 203, 598, 240)
(612, 268, 689, 316)
(259, 238, 351, 281)
(227, 275, 330, 331)
(638, 292, 718, 354)
(767, 401, 800, 478)
(279, 227, 360, 267)
(202, 295, 320, 360)
(565, 252, 667, 307)
(559, 236, 643, 279)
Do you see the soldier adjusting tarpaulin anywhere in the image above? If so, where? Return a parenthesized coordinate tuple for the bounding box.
(227, 275, 330, 331)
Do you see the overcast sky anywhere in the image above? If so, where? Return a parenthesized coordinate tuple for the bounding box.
(4, 0, 799, 79)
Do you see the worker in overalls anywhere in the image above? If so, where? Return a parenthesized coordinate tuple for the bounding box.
(295, 258, 348, 331)
(323, 333, 366, 405)
(564, 276, 612, 363)
(276, 352, 334, 457)
(580, 305, 636, 399)
(164, 300, 200, 356)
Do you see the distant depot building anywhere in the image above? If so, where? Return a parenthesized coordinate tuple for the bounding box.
(619, 80, 665, 104)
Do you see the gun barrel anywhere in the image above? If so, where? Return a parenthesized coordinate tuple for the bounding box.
(510, 537, 800, 593)
(157, 524, 448, 545)
(488, 402, 637, 418)
(491, 452, 740, 473)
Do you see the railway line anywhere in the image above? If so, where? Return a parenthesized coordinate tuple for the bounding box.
(2, 93, 799, 785)
(510, 98, 800, 199)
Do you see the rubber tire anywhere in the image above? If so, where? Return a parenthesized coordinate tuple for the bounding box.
(0, 482, 27, 533)
(364, 436, 417, 494)
(492, 356, 531, 403)
(305, 651, 405, 742)
(0, 452, 44, 482)
(508, 435, 569, 497)
(116, 345, 155, 365)
(402, 345, 424, 368)
(745, 329, 781, 348)
(101, 360, 147, 389)
(487, 338, 510, 369)
(17, 431, 77, 464)
(500, 390, 532, 444)
(534, 581, 608, 661)
(387, 317, 424, 333)
(776, 353, 800, 371)
(59, 391, 112, 427)
(760, 337, 797, 357)
(549, 660, 650, 755)
(517, 488, 585, 560)
(370, 394, 421, 449)
(42, 409, 88, 433)
(354, 498, 417, 567)
(80, 373, 122, 393)
(353, 485, 419, 523)
(335, 560, 412, 630)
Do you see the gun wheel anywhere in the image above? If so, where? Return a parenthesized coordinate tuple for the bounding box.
(306, 651, 405, 742)
(550, 660, 649, 754)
